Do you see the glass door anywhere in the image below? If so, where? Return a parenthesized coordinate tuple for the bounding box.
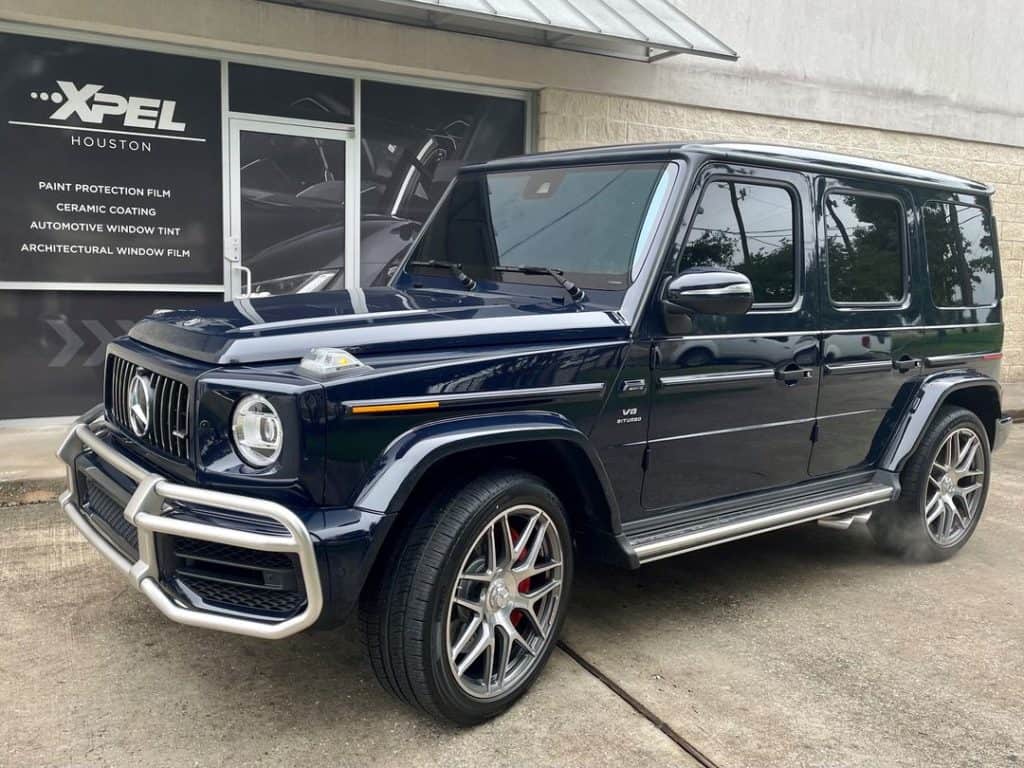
(227, 117, 356, 298)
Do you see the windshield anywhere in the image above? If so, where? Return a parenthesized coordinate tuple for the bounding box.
(397, 162, 670, 297)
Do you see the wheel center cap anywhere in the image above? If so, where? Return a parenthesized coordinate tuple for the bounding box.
(487, 579, 513, 611)
(940, 475, 956, 495)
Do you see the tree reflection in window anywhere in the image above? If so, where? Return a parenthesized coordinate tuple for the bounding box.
(678, 181, 796, 303)
(825, 193, 904, 303)
(923, 201, 996, 307)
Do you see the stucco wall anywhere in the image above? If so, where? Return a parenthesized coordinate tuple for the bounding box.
(539, 89, 1024, 381)
(659, 0, 1024, 149)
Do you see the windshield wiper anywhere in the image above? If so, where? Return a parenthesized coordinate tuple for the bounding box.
(495, 265, 586, 303)
(407, 260, 477, 291)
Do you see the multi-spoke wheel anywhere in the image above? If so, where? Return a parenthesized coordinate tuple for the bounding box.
(446, 504, 564, 698)
(924, 427, 986, 547)
(871, 406, 991, 561)
(360, 470, 573, 724)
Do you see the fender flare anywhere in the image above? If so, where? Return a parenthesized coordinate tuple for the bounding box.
(880, 372, 1002, 472)
(353, 410, 622, 528)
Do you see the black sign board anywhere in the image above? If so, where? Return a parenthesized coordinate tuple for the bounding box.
(0, 289, 225, 419)
(0, 32, 222, 285)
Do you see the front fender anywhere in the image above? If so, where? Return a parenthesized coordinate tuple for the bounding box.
(353, 410, 620, 521)
(880, 372, 1002, 472)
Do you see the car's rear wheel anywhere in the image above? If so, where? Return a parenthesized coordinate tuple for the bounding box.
(870, 406, 990, 561)
(360, 470, 572, 724)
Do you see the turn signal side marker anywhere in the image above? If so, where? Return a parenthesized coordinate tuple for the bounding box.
(983, 352, 1004, 361)
(350, 401, 441, 414)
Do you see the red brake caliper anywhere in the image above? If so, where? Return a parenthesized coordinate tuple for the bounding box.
(509, 527, 530, 627)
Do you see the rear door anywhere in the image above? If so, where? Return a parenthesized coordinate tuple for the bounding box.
(642, 163, 820, 513)
(810, 176, 922, 475)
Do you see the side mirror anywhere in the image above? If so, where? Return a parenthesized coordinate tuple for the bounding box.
(663, 268, 754, 316)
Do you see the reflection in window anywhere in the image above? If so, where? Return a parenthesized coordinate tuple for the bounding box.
(923, 201, 997, 307)
(239, 133, 346, 199)
(360, 82, 526, 286)
(678, 181, 796, 303)
(229, 63, 354, 122)
(825, 193, 904, 304)
(238, 131, 348, 291)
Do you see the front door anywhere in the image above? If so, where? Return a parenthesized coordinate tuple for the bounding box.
(641, 163, 820, 514)
(226, 117, 357, 297)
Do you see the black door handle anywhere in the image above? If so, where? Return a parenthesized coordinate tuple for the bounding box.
(775, 363, 815, 383)
(893, 356, 922, 373)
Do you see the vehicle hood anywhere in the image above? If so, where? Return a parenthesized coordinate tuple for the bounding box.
(129, 288, 630, 365)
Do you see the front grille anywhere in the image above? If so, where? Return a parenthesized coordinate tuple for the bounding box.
(80, 474, 138, 557)
(107, 354, 190, 462)
(166, 535, 307, 619)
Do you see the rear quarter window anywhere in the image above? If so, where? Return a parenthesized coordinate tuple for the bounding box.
(922, 201, 998, 307)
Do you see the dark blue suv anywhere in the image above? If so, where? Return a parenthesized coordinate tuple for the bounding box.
(59, 142, 1012, 724)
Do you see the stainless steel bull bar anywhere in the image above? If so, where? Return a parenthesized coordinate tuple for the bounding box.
(57, 404, 323, 639)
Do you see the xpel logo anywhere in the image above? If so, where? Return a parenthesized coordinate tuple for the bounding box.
(30, 81, 187, 132)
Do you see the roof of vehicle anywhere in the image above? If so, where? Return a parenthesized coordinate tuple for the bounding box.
(467, 141, 993, 195)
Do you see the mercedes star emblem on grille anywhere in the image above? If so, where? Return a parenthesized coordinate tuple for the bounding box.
(127, 370, 153, 437)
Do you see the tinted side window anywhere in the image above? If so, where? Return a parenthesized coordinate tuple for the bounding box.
(679, 181, 796, 304)
(922, 201, 997, 307)
(825, 193, 905, 304)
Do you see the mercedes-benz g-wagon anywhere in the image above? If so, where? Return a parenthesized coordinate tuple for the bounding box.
(59, 142, 1012, 724)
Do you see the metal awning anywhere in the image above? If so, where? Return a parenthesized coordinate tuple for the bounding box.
(264, 0, 737, 62)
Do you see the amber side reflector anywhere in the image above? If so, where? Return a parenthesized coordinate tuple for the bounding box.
(351, 401, 441, 414)
(983, 353, 1004, 361)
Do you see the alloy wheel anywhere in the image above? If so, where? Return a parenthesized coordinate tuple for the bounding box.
(925, 427, 986, 547)
(445, 504, 564, 699)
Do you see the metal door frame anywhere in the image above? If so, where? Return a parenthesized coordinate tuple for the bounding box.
(225, 114, 358, 299)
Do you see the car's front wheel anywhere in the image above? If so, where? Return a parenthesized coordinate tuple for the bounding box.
(360, 470, 572, 724)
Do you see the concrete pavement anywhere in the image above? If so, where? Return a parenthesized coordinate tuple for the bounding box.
(2, 435, 1022, 766)
(564, 434, 1024, 767)
(0, 502, 695, 768)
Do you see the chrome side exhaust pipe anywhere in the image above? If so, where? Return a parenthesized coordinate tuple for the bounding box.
(817, 510, 873, 530)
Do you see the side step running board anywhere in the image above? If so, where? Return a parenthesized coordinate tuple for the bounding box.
(628, 484, 893, 565)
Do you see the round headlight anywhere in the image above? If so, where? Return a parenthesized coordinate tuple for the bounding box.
(231, 394, 283, 468)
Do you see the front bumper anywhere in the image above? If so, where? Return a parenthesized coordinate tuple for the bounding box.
(57, 405, 323, 639)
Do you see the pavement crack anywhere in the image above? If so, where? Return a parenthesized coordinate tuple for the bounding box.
(557, 640, 721, 768)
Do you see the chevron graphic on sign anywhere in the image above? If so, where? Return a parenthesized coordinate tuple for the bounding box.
(46, 318, 134, 367)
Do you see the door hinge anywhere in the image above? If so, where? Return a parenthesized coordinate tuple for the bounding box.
(225, 235, 241, 263)
(641, 445, 651, 471)
(810, 422, 820, 443)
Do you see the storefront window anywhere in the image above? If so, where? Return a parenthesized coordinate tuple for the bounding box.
(0, 29, 529, 416)
(229, 63, 353, 123)
(359, 81, 526, 286)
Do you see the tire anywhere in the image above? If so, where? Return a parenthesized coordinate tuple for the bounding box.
(359, 469, 573, 724)
(870, 406, 991, 561)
